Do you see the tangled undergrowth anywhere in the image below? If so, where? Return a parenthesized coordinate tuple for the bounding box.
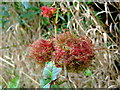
(1, 1, 120, 88)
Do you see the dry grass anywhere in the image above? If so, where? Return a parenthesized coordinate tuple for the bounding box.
(1, 1, 120, 88)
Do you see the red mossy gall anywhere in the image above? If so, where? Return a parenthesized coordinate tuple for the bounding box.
(41, 6, 56, 18)
(29, 32, 95, 72)
(52, 32, 95, 71)
(29, 39, 54, 64)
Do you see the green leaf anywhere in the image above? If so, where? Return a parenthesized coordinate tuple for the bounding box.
(43, 61, 62, 81)
(20, 11, 34, 19)
(43, 67, 52, 79)
(42, 2, 53, 6)
(8, 76, 20, 88)
(0, 82, 2, 89)
(42, 17, 50, 25)
(42, 61, 53, 79)
(84, 69, 92, 77)
(51, 84, 60, 88)
(39, 61, 62, 88)
(87, 0, 93, 5)
(78, 0, 83, 1)
(2, 11, 10, 16)
(20, 11, 40, 19)
(59, 16, 66, 21)
(0, 86, 2, 90)
(22, 2, 32, 9)
(106, 42, 111, 47)
(2, 17, 9, 28)
(52, 66, 62, 81)
(39, 76, 50, 88)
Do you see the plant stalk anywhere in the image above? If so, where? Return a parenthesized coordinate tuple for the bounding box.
(64, 65, 71, 88)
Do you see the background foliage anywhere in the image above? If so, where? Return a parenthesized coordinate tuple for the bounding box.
(1, 1, 120, 88)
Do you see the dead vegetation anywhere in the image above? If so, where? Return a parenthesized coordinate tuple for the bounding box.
(1, 1, 120, 88)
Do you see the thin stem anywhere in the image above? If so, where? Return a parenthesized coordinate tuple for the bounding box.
(93, 48, 118, 51)
(0, 75, 10, 88)
(54, 25, 57, 39)
(68, 74, 77, 88)
(54, 8, 59, 39)
(64, 65, 71, 88)
(22, 72, 40, 86)
(64, 65, 67, 77)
